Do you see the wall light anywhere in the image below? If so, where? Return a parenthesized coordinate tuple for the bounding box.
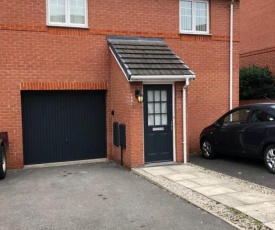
(135, 89, 143, 103)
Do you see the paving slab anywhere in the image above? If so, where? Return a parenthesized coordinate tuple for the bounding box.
(266, 222, 275, 229)
(192, 184, 237, 196)
(164, 173, 198, 181)
(210, 194, 248, 207)
(227, 191, 275, 204)
(142, 166, 177, 176)
(189, 176, 225, 186)
(177, 179, 201, 188)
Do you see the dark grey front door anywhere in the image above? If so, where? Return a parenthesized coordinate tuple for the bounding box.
(144, 85, 173, 163)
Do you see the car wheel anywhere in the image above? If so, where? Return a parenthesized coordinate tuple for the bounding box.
(201, 139, 215, 159)
(264, 145, 275, 174)
(0, 146, 7, 180)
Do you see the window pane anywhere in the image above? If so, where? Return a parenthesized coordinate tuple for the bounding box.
(148, 115, 154, 126)
(155, 115, 161, 125)
(71, 0, 77, 6)
(161, 114, 167, 125)
(161, 90, 167, 101)
(181, 0, 192, 31)
(50, 0, 65, 23)
(196, 2, 207, 31)
(70, 0, 85, 24)
(154, 91, 160, 101)
(148, 91, 154, 102)
(148, 103, 154, 114)
(161, 103, 167, 113)
(155, 103, 160, 113)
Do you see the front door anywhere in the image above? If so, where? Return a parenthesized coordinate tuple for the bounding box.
(144, 85, 173, 163)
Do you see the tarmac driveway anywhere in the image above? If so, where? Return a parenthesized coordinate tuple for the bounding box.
(0, 161, 236, 230)
(189, 154, 275, 190)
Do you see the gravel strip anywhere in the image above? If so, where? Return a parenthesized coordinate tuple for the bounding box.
(132, 166, 273, 230)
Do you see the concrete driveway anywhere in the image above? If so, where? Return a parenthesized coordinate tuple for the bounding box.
(0, 161, 236, 230)
(189, 154, 275, 190)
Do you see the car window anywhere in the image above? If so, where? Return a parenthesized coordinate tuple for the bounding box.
(266, 105, 275, 117)
(251, 110, 275, 122)
(222, 109, 251, 126)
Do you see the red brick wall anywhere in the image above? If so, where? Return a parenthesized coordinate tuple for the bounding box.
(239, 100, 275, 106)
(0, 0, 240, 168)
(240, 0, 275, 75)
(174, 82, 184, 162)
(107, 57, 143, 168)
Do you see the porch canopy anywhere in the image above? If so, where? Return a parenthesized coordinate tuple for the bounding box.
(107, 36, 195, 82)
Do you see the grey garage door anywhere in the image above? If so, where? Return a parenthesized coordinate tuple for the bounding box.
(21, 90, 107, 165)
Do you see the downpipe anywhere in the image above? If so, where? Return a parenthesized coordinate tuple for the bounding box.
(182, 79, 189, 164)
(229, 0, 234, 110)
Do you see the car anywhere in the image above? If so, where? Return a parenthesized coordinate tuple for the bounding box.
(200, 103, 275, 174)
(0, 132, 9, 180)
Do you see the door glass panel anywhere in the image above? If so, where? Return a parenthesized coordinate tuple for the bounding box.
(147, 89, 168, 126)
(155, 103, 160, 113)
(162, 114, 167, 125)
(161, 102, 167, 113)
(161, 90, 167, 101)
(148, 115, 154, 126)
(155, 115, 161, 125)
(148, 103, 154, 113)
(154, 91, 160, 101)
(148, 91, 154, 102)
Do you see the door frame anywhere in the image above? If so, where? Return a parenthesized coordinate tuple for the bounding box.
(142, 82, 176, 163)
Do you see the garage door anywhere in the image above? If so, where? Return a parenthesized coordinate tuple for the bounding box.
(21, 90, 106, 165)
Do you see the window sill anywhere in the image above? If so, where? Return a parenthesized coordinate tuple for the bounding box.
(47, 23, 89, 29)
(180, 32, 212, 36)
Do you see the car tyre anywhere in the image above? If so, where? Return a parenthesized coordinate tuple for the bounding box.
(0, 146, 7, 180)
(264, 145, 275, 174)
(201, 139, 216, 159)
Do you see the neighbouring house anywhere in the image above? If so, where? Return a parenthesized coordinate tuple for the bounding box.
(240, 0, 275, 75)
(1, 0, 240, 169)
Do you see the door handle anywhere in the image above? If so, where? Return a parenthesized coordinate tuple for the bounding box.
(65, 138, 68, 143)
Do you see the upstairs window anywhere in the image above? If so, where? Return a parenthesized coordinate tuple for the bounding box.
(180, 0, 209, 34)
(47, 0, 88, 28)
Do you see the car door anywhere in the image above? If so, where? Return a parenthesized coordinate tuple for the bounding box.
(215, 108, 251, 155)
(242, 110, 275, 155)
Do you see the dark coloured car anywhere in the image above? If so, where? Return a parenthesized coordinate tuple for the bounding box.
(0, 132, 9, 180)
(200, 103, 275, 174)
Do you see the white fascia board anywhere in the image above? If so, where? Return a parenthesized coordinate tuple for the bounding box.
(129, 75, 196, 82)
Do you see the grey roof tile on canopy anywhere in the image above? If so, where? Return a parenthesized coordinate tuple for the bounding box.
(107, 36, 195, 82)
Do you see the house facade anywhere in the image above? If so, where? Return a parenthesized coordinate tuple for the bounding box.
(240, 0, 275, 75)
(1, 0, 240, 169)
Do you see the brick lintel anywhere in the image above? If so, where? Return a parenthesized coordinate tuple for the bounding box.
(20, 81, 108, 90)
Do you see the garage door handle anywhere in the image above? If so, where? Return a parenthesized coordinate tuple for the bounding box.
(237, 130, 244, 133)
(65, 138, 68, 143)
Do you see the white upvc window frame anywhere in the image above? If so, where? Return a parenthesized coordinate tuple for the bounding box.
(179, 0, 210, 35)
(46, 0, 88, 28)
